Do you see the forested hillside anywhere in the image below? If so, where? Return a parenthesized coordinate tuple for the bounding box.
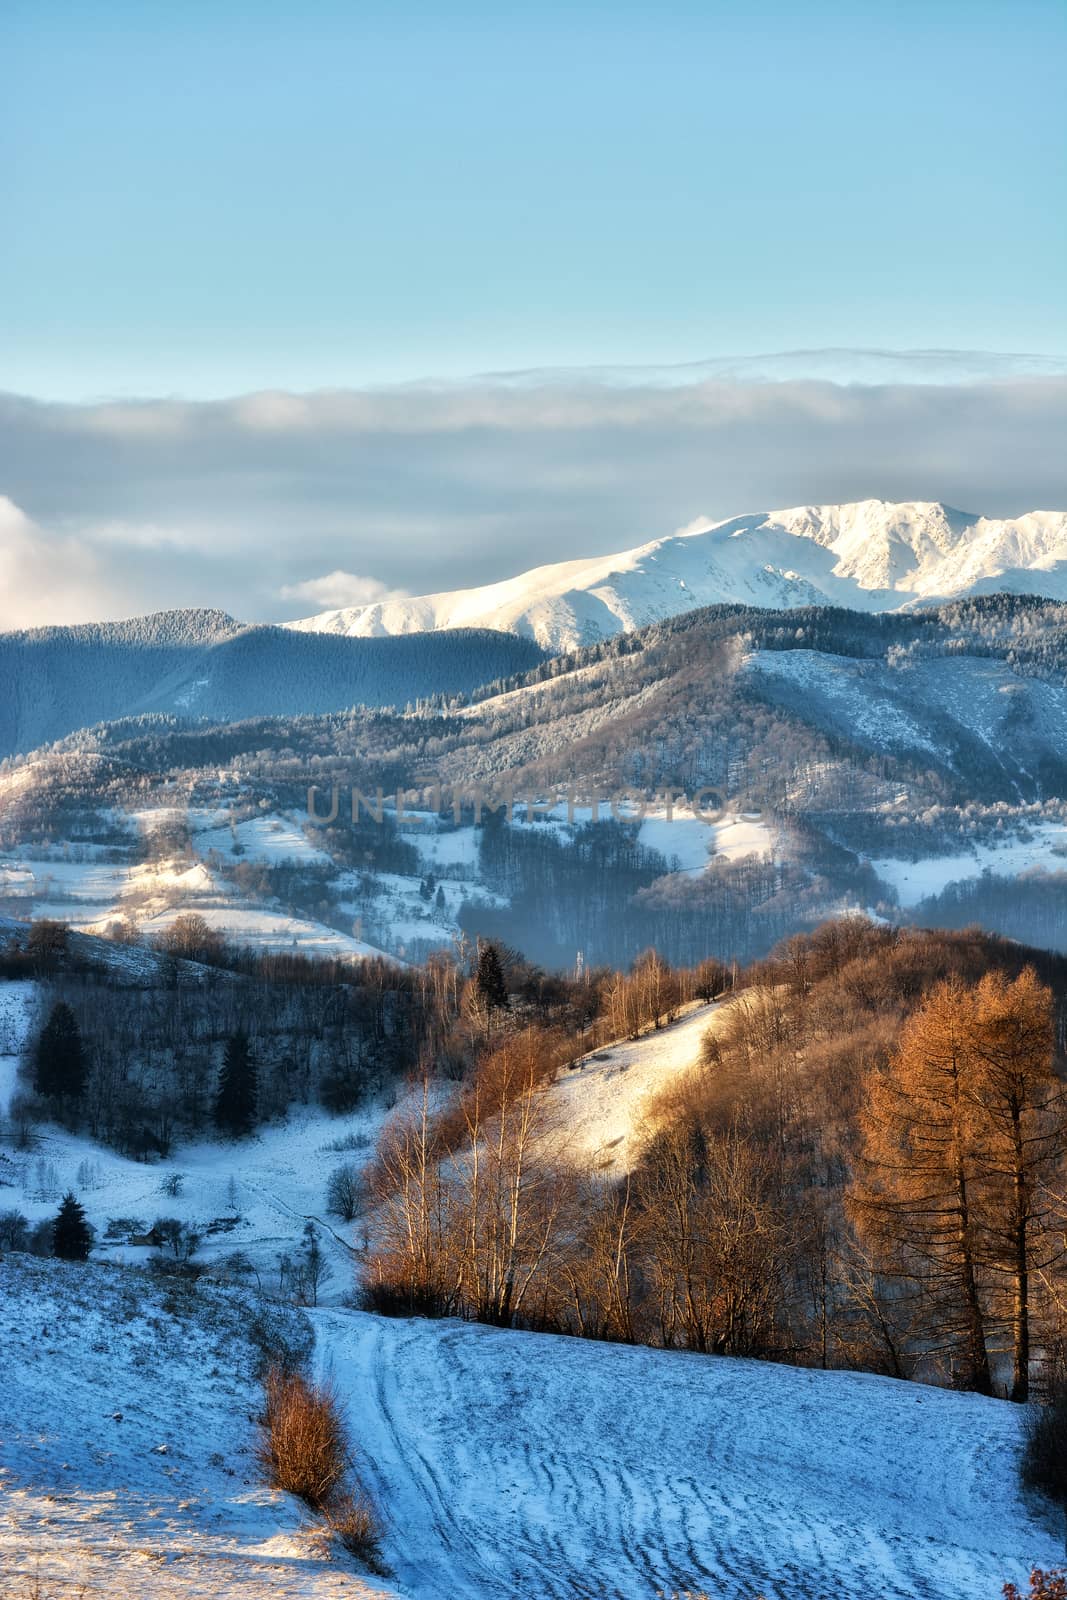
(0, 610, 546, 757)
(2, 595, 1065, 967)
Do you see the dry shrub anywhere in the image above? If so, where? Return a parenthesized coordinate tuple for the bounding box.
(259, 1367, 348, 1510)
(258, 1366, 388, 1571)
(1004, 1573, 1067, 1600)
(326, 1489, 386, 1571)
(1021, 1385, 1067, 1512)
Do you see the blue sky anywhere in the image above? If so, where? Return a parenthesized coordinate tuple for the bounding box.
(4, 0, 1066, 400)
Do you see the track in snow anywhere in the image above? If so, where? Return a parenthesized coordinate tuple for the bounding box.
(315, 1309, 1062, 1600)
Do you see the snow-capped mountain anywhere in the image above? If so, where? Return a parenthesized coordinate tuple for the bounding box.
(284, 500, 1067, 652)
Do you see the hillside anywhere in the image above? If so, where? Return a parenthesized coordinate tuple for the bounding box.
(4, 595, 1067, 969)
(3, 914, 1067, 1598)
(285, 500, 1067, 650)
(0, 613, 545, 759)
(4, 1250, 1056, 1600)
(315, 1308, 1059, 1600)
(546, 999, 727, 1175)
(0, 1256, 397, 1599)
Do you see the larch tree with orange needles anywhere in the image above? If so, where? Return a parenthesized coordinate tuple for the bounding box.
(967, 968, 1062, 1402)
(850, 977, 993, 1394)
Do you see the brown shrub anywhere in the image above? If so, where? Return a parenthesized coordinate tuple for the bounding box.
(326, 1490, 387, 1571)
(258, 1368, 348, 1510)
(1004, 1573, 1067, 1600)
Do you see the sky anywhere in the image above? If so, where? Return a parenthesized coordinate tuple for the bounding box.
(2, 1, 1066, 624)
(5, 0, 1067, 399)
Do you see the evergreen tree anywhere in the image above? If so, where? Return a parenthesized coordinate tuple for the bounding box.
(476, 941, 510, 1014)
(53, 1193, 92, 1261)
(33, 1002, 87, 1100)
(214, 1029, 258, 1137)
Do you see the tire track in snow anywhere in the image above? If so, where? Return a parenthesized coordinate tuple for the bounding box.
(313, 1309, 1061, 1600)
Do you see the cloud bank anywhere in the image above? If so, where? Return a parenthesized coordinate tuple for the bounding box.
(278, 571, 410, 610)
(1, 364, 1066, 627)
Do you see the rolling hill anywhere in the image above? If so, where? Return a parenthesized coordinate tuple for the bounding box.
(0, 611, 546, 759)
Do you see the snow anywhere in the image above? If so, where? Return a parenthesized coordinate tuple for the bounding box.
(0, 977, 36, 1116)
(3, 971, 1063, 1599)
(872, 824, 1067, 908)
(638, 807, 776, 872)
(0, 1256, 397, 1599)
(195, 814, 333, 867)
(0, 984, 381, 1287)
(314, 1307, 1061, 1600)
(526, 802, 778, 877)
(0, 829, 397, 962)
(546, 1000, 725, 1175)
(284, 500, 1067, 652)
(137, 903, 389, 962)
(409, 825, 481, 871)
(2, 1097, 384, 1296)
(747, 648, 943, 756)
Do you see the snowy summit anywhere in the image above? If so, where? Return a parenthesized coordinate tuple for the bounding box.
(284, 499, 1067, 652)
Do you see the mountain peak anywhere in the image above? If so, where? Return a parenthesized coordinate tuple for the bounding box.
(284, 500, 1067, 652)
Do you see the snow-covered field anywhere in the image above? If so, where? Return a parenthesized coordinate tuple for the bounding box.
(194, 813, 334, 867)
(316, 1308, 1061, 1600)
(2, 1103, 381, 1296)
(4, 1259, 1058, 1600)
(0, 807, 400, 961)
(637, 809, 776, 873)
(528, 803, 778, 876)
(136, 902, 389, 961)
(0, 972, 379, 1288)
(871, 823, 1067, 908)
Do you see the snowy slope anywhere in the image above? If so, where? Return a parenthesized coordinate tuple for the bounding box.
(0, 805, 397, 963)
(285, 500, 1067, 651)
(548, 1000, 725, 1175)
(0, 1257, 398, 1599)
(745, 648, 1067, 797)
(315, 1308, 1061, 1600)
(0, 1102, 382, 1296)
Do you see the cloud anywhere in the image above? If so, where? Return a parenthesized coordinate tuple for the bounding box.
(279, 570, 410, 611)
(1, 366, 1066, 627)
(0, 495, 125, 630)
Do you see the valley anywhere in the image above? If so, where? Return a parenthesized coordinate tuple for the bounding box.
(3, 590, 1066, 970)
(7, 6, 1067, 1591)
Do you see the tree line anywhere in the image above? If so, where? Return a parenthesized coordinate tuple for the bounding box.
(361, 919, 1067, 1404)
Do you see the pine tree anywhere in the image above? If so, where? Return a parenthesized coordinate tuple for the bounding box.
(33, 1002, 87, 1100)
(476, 942, 509, 1015)
(214, 1029, 258, 1137)
(53, 1192, 92, 1261)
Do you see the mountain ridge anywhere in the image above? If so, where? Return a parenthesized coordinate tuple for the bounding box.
(285, 499, 1067, 652)
(0, 618, 545, 760)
